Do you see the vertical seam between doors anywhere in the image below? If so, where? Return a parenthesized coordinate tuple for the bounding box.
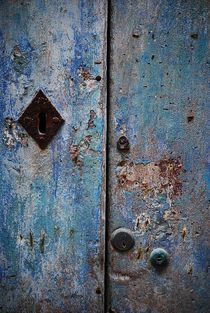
(104, 0, 111, 312)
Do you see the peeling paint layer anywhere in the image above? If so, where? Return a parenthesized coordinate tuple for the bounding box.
(117, 158, 183, 197)
(3, 117, 28, 148)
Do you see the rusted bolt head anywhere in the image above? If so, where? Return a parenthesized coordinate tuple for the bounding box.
(52, 117, 60, 124)
(24, 116, 32, 123)
(117, 136, 130, 152)
(110, 228, 135, 252)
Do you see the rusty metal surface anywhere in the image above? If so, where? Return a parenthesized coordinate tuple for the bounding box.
(18, 90, 65, 149)
(107, 0, 210, 312)
(0, 1, 107, 312)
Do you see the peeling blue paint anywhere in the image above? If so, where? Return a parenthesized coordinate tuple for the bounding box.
(107, 0, 209, 312)
(0, 1, 106, 312)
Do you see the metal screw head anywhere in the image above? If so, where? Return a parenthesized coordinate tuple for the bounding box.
(117, 136, 130, 152)
(24, 116, 33, 123)
(150, 248, 169, 267)
(110, 228, 135, 251)
(52, 116, 60, 124)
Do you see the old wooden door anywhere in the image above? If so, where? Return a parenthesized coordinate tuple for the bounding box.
(0, 1, 107, 312)
(0, 1, 209, 313)
(107, 1, 209, 313)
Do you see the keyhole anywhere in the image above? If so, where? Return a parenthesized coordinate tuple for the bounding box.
(38, 112, 46, 134)
(122, 242, 126, 249)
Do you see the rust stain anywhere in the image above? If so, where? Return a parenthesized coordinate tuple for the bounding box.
(29, 230, 34, 248)
(187, 111, 194, 123)
(145, 217, 150, 226)
(136, 248, 144, 260)
(88, 110, 96, 129)
(70, 135, 92, 166)
(40, 232, 45, 254)
(158, 159, 183, 196)
(80, 68, 91, 80)
(70, 144, 81, 165)
(136, 246, 150, 260)
(135, 214, 151, 232)
(118, 158, 183, 197)
(187, 264, 193, 275)
(79, 68, 101, 82)
(95, 287, 102, 294)
(182, 226, 187, 239)
(145, 246, 150, 253)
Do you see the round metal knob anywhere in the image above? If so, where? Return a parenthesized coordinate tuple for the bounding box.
(117, 136, 130, 152)
(150, 248, 169, 267)
(110, 228, 135, 251)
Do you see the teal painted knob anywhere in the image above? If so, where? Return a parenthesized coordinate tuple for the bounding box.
(150, 248, 169, 267)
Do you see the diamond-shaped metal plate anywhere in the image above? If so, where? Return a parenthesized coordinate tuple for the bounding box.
(18, 90, 64, 149)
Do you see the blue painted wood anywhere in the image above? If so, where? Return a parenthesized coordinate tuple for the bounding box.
(107, 1, 209, 312)
(0, 1, 107, 312)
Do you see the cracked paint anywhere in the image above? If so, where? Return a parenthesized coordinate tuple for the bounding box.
(70, 135, 92, 166)
(117, 158, 183, 199)
(3, 117, 28, 148)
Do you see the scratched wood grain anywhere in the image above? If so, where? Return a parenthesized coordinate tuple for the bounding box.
(107, 1, 210, 312)
(0, 1, 107, 312)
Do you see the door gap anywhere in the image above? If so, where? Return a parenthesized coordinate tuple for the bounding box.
(104, 0, 112, 312)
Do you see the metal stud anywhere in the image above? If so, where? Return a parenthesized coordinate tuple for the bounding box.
(110, 228, 135, 252)
(117, 136, 130, 152)
(150, 248, 169, 267)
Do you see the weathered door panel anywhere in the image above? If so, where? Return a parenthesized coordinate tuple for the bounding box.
(107, 1, 209, 312)
(0, 1, 107, 312)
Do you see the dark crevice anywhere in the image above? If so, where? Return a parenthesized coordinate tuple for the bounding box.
(104, 1, 112, 312)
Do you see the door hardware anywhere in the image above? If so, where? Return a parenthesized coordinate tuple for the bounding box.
(110, 228, 135, 251)
(18, 90, 64, 149)
(150, 248, 169, 267)
(117, 136, 130, 152)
